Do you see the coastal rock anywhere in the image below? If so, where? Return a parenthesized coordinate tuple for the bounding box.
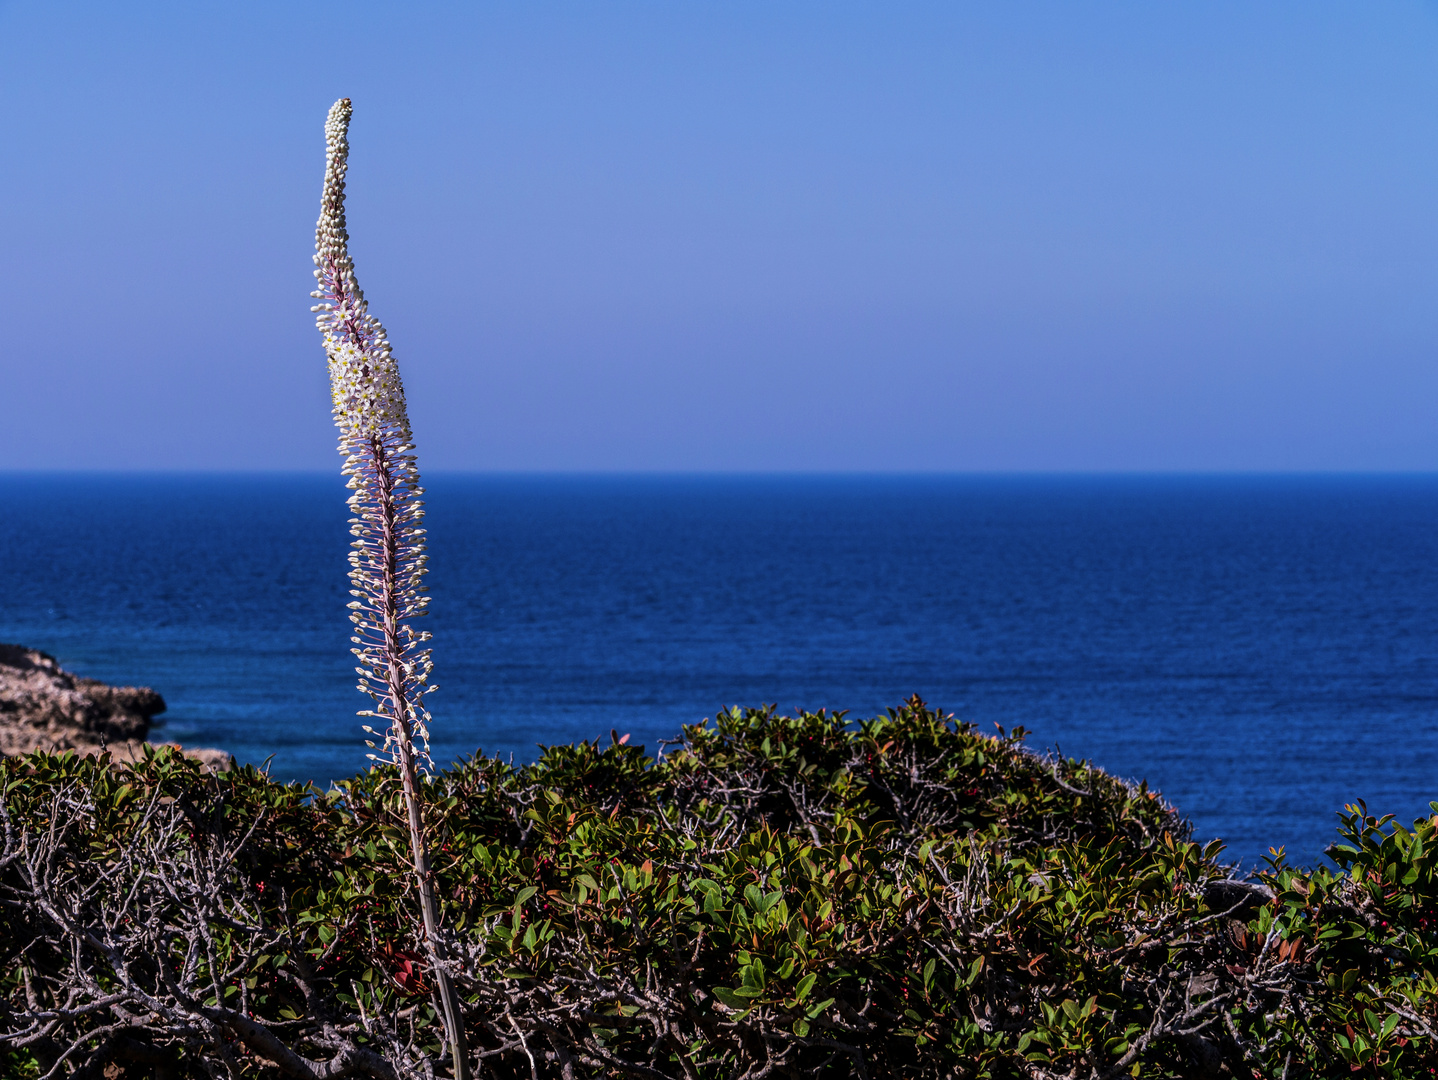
(0, 644, 233, 771)
(1203, 877, 1275, 915)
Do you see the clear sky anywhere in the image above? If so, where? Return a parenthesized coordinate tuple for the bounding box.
(2, 1, 1437, 471)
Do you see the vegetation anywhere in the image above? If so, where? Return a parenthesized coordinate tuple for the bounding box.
(1, 697, 1434, 1078)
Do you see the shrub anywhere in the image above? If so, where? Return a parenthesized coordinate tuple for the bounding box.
(1, 698, 1434, 1078)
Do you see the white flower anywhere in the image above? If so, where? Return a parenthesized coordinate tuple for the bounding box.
(311, 96, 432, 773)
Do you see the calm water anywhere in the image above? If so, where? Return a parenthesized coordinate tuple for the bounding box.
(1, 473, 1434, 866)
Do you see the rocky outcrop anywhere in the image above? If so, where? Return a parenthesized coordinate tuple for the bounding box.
(1202, 877, 1275, 916)
(0, 644, 233, 771)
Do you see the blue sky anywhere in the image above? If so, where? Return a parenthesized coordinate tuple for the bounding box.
(2, 1, 1437, 471)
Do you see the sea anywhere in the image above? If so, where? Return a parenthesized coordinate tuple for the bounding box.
(1, 472, 1435, 868)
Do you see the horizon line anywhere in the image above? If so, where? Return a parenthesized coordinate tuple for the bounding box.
(4, 467, 1438, 479)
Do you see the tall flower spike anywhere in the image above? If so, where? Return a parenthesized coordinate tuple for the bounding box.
(312, 98, 470, 1080)
(313, 98, 432, 772)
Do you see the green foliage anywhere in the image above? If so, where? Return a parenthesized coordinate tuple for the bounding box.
(2, 701, 1436, 1078)
(1250, 804, 1438, 1078)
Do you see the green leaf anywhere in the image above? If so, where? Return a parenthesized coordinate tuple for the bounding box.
(741, 960, 764, 989)
(795, 973, 817, 1002)
(711, 986, 760, 1008)
(806, 997, 835, 1019)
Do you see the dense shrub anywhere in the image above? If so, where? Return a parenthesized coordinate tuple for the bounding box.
(1, 698, 1434, 1078)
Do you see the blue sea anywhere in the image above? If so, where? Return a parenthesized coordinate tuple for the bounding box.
(1, 473, 1435, 867)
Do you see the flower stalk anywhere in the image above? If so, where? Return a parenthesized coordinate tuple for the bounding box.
(311, 97, 470, 1079)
